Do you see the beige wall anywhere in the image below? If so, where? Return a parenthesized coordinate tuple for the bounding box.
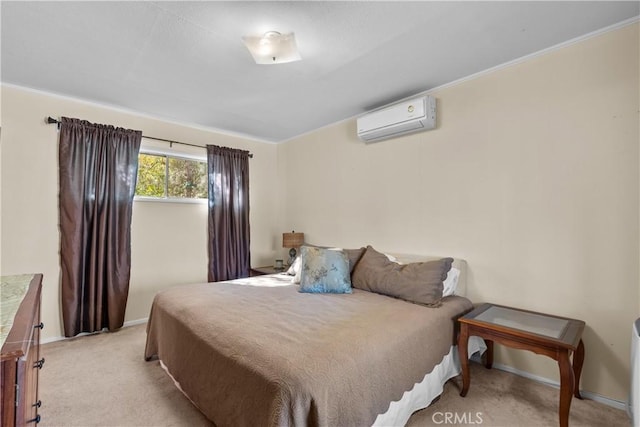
(278, 24, 639, 401)
(0, 86, 280, 339)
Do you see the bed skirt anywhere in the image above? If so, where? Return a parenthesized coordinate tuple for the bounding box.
(374, 336, 487, 426)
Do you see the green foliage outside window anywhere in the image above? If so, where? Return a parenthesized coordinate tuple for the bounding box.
(135, 153, 207, 200)
(136, 154, 166, 197)
(168, 157, 207, 199)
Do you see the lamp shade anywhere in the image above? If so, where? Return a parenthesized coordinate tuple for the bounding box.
(282, 231, 304, 248)
(242, 31, 301, 65)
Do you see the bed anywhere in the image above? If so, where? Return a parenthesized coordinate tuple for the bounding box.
(144, 252, 485, 426)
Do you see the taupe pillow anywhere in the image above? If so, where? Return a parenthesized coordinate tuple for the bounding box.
(343, 247, 366, 273)
(352, 246, 453, 306)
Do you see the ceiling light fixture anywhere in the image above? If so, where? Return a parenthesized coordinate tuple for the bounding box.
(242, 31, 301, 65)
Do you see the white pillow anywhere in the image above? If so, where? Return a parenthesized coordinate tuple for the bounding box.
(286, 256, 301, 276)
(442, 267, 460, 297)
(384, 253, 398, 262)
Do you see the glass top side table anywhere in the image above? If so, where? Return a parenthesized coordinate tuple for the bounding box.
(458, 303, 585, 427)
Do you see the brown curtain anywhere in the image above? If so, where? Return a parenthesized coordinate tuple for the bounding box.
(207, 145, 251, 282)
(58, 117, 142, 337)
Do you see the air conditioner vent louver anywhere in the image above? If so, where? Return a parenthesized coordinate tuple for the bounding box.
(357, 96, 436, 143)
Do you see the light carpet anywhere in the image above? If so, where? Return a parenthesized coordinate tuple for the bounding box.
(38, 324, 629, 427)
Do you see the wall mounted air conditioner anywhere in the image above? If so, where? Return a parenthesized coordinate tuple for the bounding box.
(357, 96, 436, 143)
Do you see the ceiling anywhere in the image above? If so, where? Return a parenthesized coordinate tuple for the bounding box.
(2, 1, 638, 143)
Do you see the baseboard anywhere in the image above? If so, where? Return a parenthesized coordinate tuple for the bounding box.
(123, 317, 149, 328)
(41, 317, 148, 345)
(470, 354, 626, 411)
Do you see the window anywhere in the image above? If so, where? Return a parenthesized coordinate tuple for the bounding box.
(135, 152, 207, 201)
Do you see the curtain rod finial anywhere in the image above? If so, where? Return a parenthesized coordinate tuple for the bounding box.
(46, 116, 61, 129)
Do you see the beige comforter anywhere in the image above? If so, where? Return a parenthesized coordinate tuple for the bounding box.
(144, 274, 473, 427)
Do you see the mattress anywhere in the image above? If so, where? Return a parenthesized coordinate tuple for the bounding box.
(145, 271, 475, 426)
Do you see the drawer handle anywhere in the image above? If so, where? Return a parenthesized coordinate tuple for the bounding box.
(34, 358, 45, 369)
(34, 322, 44, 330)
(27, 414, 41, 424)
(33, 400, 42, 408)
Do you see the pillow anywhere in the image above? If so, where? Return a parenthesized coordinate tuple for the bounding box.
(442, 267, 460, 297)
(293, 262, 303, 284)
(343, 247, 366, 273)
(351, 246, 452, 306)
(286, 256, 301, 276)
(384, 256, 460, 296)
(291, 243, 338, 285)
(293, 245, 365, 283)
(298, 246, 352, 294)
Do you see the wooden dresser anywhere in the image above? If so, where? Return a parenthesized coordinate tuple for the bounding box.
(1, 274, 44, 426)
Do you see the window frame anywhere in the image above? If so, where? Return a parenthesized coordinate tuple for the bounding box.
(134, 148, 208, 204)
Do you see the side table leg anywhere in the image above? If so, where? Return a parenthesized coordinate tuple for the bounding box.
(458, 324, 470, 397)
(484, 340, 494, 369)
(572, 339, 585, 399)
(558, 350, 575, 427)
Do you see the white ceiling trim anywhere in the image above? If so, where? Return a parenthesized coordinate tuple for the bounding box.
(280, 14, 640, 144)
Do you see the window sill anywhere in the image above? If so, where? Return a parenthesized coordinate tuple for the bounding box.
(134, 196, 207, 205)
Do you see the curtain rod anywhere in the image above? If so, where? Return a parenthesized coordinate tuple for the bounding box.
(46, 117, 253, 158)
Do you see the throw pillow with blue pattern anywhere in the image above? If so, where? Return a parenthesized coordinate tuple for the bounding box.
(298, 246, 352, 294)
